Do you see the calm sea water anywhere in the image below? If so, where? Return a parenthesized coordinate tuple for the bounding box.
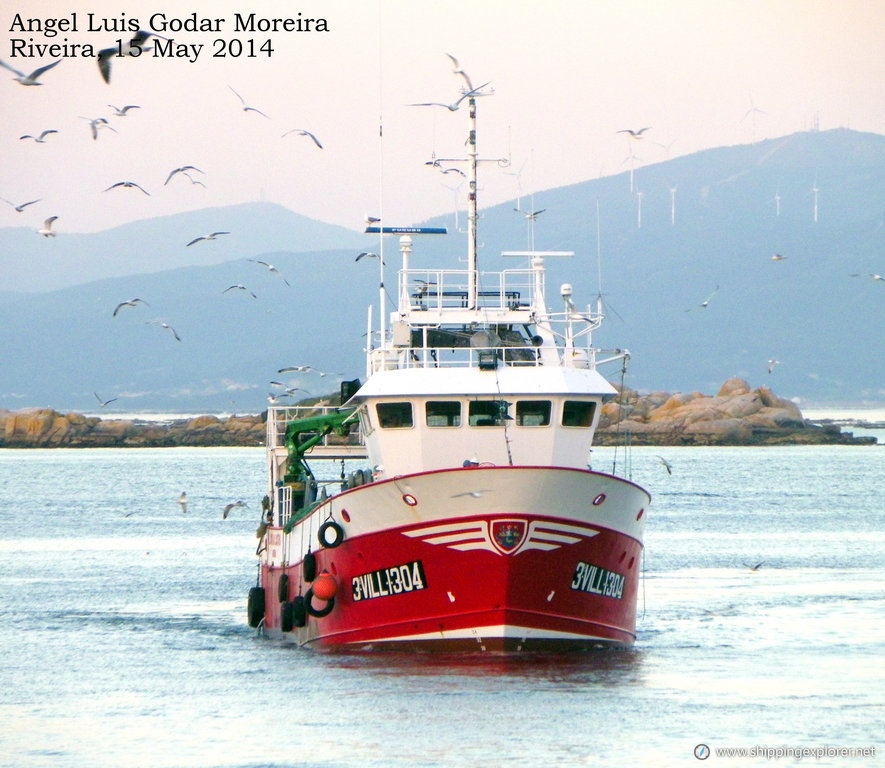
(0, 443, 882, 768)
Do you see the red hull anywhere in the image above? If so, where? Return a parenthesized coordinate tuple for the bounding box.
(255, 467, 646, 652)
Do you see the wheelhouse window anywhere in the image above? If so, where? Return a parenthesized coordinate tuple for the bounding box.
(562, 400, 596, 427)
(468, 400, 510, 427)
(516, 400, 551, 426)
(376, 402, 413, 428)
(426, 401, 461, 427)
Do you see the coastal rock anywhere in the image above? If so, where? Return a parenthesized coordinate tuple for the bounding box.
(0, 381, 874, 448)
(595, 378, 874, 446)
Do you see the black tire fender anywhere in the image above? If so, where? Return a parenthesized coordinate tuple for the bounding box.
(247, 586, 265, 628)
(280, 600, 294, 632)
(304, 587, 335, 618)
(318, 520, 344, 548)
(303, 551, 317, 582)
(291, 595, 307, 627)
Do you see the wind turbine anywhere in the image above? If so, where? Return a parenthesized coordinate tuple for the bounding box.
(620, 147, 642, 194)
(811, 177, 820, 223)
(668, 186, 677, 225)
(655, 137, 677, 160)
(441, 177, 465, 231)
(635, 189, 643, 229)
(503, 156, 528, 216)
(514, 197, 544, 250)
(774, 186, 782, 217)
(742, 91, 766, 143)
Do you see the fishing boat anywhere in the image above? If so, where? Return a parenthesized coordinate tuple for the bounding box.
(247, 82, 650, 652)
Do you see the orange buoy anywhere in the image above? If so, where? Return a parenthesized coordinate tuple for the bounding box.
(312, 571, 338, 601)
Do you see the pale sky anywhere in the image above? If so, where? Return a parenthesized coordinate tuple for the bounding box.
(2, 0, 884, 235)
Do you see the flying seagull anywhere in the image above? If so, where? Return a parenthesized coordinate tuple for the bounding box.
(767, 359, 780, 374)
(81, 116, 118, 141)
(249, 259, 290, 285)
(104, 181, 150, 195)
(770, 253, 787, 261)
(223, 284, 257, 298)
(281, 128, 323, 148)
(0, 57, 61, 85)
(655, 456, 673, 475)
(355, 251, 384, 264)
(178, 492, 188, 514)
(514, 207, 546, 221)
(687, 285, 719, 311)
(743, 561, 765, 571)
(113, 298, 149, 316)
(0, 196, 41, 213)
(19, 129, 58, 143)
(186, 231, 229, 246)
(277, 365, 324, 375)
(229, 86, 270, 118)
(445, 52, 475, 91)
(146, 320, 181, 341)
(617, 127, 652, 139)
(180, 172, 206, 188)
(37, 216, 58, 237)
(276, 365, 339, 378)
(408, 81, 491, 112)
(94, 392, 118, 407)
(223, 500, 248, 519)
(98, 31, 161, 83)
(108, 104, 140, 116)
(164, 165, 204, 185)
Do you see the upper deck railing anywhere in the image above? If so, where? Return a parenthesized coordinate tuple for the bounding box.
(398, 268, 537, 314)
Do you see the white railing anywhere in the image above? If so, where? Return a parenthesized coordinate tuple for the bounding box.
(265, 406, 364, 452)
(399, 268, 537, 313)
(277, 483, 293, 528)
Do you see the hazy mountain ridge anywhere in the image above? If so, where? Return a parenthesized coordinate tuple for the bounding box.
(2, 129, 884, 411)
(0, 201, 366, 293)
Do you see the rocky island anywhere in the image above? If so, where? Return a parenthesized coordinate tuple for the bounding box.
(0, 379, 877, 448)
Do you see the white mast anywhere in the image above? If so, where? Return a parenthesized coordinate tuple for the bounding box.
(467, 95, 479, 310)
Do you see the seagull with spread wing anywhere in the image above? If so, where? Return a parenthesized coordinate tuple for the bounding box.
(108, 104, 140, 116)
(281, 128, 323, 148)
(0, 57, 61, 85)
(249, 259, 290, 286)
(81, 116, 117, 141)
(223, 500, 248, 519)
(37, 216, 58, 237)
(229, 86, 270, 118)
(186, 231, 229, 246)
(94, 392, 119, 408)
(98, 31, 161, 83)
(617, 127, 652, 139)
(0, 196, 41, 213)
(113, 298, 149, 316)
(409, 82, 491, 112)
(19, 129, 58, 143)
(104, 181, 150, 195)
(146, 320, 181, 341)
(165, 166, 204, 185)
(223, 284, 257, 298)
